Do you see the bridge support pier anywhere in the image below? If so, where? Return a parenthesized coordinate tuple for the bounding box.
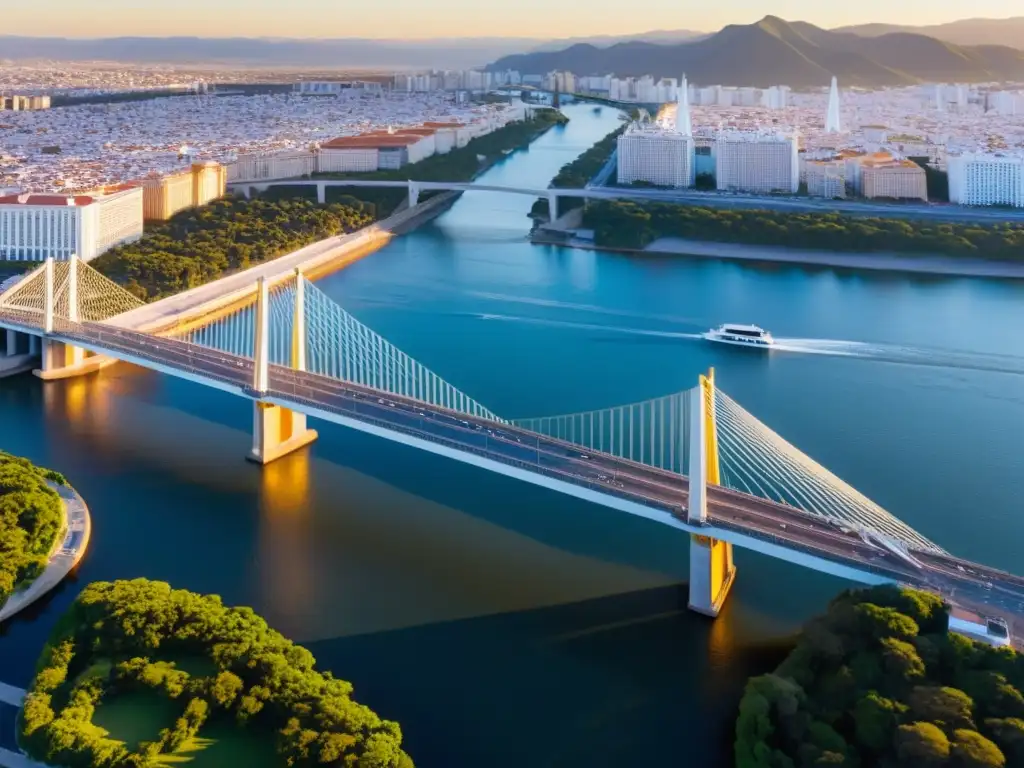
(548, 192, 559, 221)
(4, 329, 19, 356)
(316, 183, 326, 205)
(408, 182, 420, 208)
(687, 368, 736, 618)
(249, 402, 318, 464)
(247, 272, 318, 464)
(34, 339, 114, 380)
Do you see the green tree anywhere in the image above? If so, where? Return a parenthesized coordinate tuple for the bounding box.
(896, 721, 952, 767)
(880, 637, 926, 687)
(951, 729, 1007, 768)
(910, 686, 977, 732)
(984, 718, 1024, 768)
(854, 691, 907, 753)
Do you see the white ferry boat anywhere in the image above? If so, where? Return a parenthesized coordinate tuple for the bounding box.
(705, 324, 775, 349)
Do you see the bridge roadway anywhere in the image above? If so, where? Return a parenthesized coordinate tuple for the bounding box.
(1, 309, 1019, 629)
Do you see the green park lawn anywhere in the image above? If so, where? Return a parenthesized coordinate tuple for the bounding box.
(91, 684, 282, 768)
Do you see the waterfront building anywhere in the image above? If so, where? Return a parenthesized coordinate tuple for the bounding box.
(227, 151, 319, 183)
(860, 155, 927, 201)
(141, 162, 226, 221)
(948, 152, 1024, 208)
(714, 131, 799, 194)
(319, 131, 435, 171)
(0, 187, 142, 262)
(617, 123, 694, 189)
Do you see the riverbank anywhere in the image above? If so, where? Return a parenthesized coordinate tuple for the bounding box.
(533, 234, 1024, 280)
(109, 191, 459, 334)
(0, 482, 91, 624)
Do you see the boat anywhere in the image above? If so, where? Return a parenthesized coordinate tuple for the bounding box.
(704, 323, 774, 348)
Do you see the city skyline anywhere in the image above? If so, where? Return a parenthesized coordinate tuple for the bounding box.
(3, 0, 1023, 39)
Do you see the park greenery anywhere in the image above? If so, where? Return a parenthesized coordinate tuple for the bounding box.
(735, 584, 1023, 768)
(19, 579, 413, 768)
(551, 121, 626, 190)
(581, 200, 1024, 260)
(91, 197, 374, 302)
(0, 451, 66, 609)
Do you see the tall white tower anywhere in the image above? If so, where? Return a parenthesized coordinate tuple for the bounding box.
(677, 73, 693, 136)
(825, 76, 842, 133)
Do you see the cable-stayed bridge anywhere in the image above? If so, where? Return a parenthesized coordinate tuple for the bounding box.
(1, 258, 1022, 624)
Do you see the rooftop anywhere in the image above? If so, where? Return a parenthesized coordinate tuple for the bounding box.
(0, 193, 94, 206)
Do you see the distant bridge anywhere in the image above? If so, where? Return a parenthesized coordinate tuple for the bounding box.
(2, 257, 1023, 625)
(227, 178, 1024, 224)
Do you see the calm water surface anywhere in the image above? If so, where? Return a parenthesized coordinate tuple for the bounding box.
(3, 103, 1024, 766)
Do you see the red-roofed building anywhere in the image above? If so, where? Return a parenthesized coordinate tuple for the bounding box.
(319, 129, 437, 171)
(0, 187, 142, 263)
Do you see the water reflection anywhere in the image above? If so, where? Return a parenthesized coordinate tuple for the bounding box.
(258, 449, 315, 633)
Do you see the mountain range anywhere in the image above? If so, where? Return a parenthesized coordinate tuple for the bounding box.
(487, 16, 1024, 87)
(834, 17, 1024, 50)
(2, 17, 1023, 74)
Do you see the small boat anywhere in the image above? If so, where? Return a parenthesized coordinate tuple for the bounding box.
(704, 323, 774, 348)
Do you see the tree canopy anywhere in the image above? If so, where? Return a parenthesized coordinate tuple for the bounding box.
(20, 579, 413, 768)
(0, 451, 66, 608)
(90, 197, 374, 302)
(735, 585, 1024, 768)
(581, 199, 1024, 260)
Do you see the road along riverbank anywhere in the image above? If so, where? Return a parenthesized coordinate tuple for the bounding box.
(533, 234, 1024, 281)
(0, 482, 91, 624)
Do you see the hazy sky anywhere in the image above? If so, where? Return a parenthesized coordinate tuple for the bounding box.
(4, 0, 1022, 38)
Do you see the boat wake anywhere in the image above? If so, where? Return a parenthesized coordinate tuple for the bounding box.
(477, 313, 703, 340)
(772, 338, 1024, 376)
(476, 314, 1024, 376)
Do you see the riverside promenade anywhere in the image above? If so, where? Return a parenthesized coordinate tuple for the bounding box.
(108, 191, 458, 336)
(0, 483, 91, 624)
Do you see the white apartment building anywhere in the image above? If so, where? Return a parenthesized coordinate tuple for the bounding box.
(0, 187, 143, 262)
(317, 148, 379, 173)
(227, 151, 318, 183)
(715, 131, 799, 194)
(948, 153, 1024, 208)
(617, 126, 694, 188)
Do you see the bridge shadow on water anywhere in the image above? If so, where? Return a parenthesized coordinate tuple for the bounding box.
(306, 585, 794, 768)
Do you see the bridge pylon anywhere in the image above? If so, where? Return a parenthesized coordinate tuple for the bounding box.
(35, 256, 109, 380)
(248, 271, 318, 465)
(687, 368, 736, 617)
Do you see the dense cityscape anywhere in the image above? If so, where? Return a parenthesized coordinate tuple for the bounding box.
(3, 7, 1024, 768)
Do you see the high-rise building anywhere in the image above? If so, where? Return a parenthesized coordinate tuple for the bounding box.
(0, 188, 143, 262)
(948, 153, 1024, 208)
(617, 124, 694, 188)
(825, 77, 842, 133)
(714, 131, 799, 195)
(676, 74, 692, 136)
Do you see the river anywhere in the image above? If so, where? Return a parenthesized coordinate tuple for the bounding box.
(3, 102, 1024, 767)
